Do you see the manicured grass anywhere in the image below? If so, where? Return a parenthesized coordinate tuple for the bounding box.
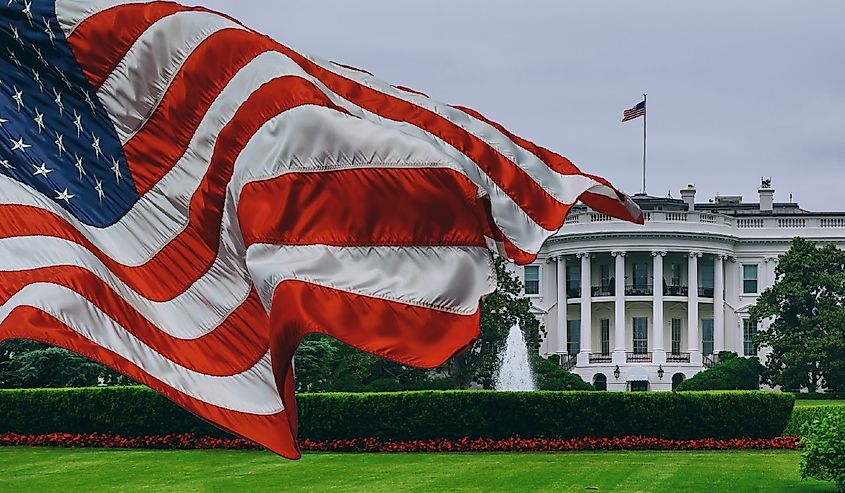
(795, 400, 845, 407)
(0, 448, 835, 492)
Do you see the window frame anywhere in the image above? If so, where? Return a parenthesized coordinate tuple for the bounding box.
(600, 318, 610, 356)
(743, 318, 758, 356)
(671, 318, 682, 355)
(523, 265, 540, 296)
(633, 262, 648, 290)
(633, 317, 648, 354)
(702, 318, 714, 356)
(567, 319, 581, 355)
(742, 264, 759, 294)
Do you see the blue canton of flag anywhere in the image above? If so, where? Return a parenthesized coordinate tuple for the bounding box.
(1, 0, 136, 227)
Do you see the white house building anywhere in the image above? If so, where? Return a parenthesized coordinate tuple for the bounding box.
(516, 180, 845, 391)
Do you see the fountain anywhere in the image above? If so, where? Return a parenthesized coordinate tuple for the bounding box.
(493, 322, 537, 391)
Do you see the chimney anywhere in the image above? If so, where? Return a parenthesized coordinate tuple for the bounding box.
(758, 178, 774, 212)
(680, 184, 696, 211)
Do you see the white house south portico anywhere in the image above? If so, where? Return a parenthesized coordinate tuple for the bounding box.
(516, 181, 845, 391)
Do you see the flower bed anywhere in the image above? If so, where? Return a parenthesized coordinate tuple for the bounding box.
(0, 432, 801, 452)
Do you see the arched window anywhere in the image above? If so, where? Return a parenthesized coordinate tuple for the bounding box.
(593, 373, 608, 391)
(672, 372, 686, 390)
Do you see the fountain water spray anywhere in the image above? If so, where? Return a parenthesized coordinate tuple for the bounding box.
(493, 322, 536, 391)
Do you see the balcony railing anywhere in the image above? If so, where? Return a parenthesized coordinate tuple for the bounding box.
(591, 285, 615, 297)
(560, 354, 578, 371)
(625, 284, 653, 296)
(703, 353, 720, 368)
(589, 353, 612, 363)
(664, 284, 689, 296)
(626, 352, 653, 363)
(666, 352, 691, 363)
(698, 286, 715, 297)
(566, 287, 581, 298)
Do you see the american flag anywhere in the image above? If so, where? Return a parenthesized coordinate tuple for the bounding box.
(622, 100, 646, 122)
(0, 0, 643, 458)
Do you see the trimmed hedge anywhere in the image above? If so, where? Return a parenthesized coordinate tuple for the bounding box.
(785, 405, 845, 437)
(794, 393, 845, 401)
(0, 387, 794, 441)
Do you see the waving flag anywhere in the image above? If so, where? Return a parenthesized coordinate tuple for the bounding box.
(0, 0, 643, 458)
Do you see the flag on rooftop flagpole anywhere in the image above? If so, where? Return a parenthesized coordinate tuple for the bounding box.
(0, 0, 644, 459)
(622, 100, 646, 122)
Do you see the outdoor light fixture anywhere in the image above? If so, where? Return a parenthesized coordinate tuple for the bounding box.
(657, 364, 665, 379)
(613, 365, 621, 379)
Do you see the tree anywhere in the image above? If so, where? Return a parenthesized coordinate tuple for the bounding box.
(749, 237, 845, 392)
(0, 339, 131, 388)
(674, 351, 763, 391)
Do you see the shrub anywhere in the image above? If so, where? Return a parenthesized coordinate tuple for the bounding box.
(675, 352, 763, 391)
(785, 405, 845, 437)
(794, 392, 845, 401)
(800, 409, 845, 492)
(0, 387, 794, 441)
(532, 356, 593, 391)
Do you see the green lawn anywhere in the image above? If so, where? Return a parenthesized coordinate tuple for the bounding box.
(795, 400, 845, 407)
(0, 448, 834, 492)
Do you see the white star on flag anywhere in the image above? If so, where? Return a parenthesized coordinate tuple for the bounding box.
(33, 109, 44, 133)
(94, 177, 104, 202)
(11, 86, 23, 111)
(73, 154, 85, 179)
(54, 132, 65, 156)
(32, 162, 52, 177)
(110, 157, 121, 181)
(55, 188, 74, 203)
(10, 137, 31, 152)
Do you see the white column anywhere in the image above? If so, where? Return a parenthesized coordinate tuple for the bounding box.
(687, 252, 701, 361)
(714, 255, 725, 352)
(556, 256, 567, 354)
(612, 251, 626, 364)
(652, 251, 666, 363)
(578, 253, 592, 364)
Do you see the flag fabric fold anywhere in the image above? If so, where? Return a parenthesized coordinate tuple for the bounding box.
(0, 0, 643, 459)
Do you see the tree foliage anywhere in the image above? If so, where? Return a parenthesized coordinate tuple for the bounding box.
(749, 237, 845, 392)
(0, 340, 130, 388)
(674, 351, 762, 391)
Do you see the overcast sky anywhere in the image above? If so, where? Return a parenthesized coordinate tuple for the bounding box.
(201, 0, 845, 211)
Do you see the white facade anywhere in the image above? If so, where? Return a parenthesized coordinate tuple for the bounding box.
(515, 183, 845, 391)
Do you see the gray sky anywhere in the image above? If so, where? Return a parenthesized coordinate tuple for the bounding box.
(201, 0, 845, 211)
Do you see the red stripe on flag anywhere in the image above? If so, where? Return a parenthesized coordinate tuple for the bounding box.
(0, 307, 299, 459)
(0, 266, 267, 375)
(238, 167, 487, 248)
(268, 281, 481, 370)
(123, 29, 277, 195)
(67, 1, 188, 91)
(268, 44, 570, 233)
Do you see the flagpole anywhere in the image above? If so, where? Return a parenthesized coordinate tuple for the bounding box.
(642, 93, 647, 195)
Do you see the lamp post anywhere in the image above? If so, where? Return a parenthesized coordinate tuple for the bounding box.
(613, 365, 621, 379)
(657, 364, 665, 379)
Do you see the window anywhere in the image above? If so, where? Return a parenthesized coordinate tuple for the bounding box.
(593, 373, 608, 391)
(633, 262, 648, 289)
(671, 318, 682, 355)
(670, 263, 682, 285)
(567, 320, 581, 355)
(743, 264, 758, 294)
(630, 381, 649, 392)
(524, 265, 540, 295)
(743, 319, 757, 356)
(633, 317, 648, 354)
(566, 264, 581, 297)
(600, 319, 610, 355)
(600, 264, 611, 291)
(701, 262, 714, 296)
(702, 319, 714, 356)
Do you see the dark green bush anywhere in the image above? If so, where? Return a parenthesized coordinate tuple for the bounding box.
(675, 352, 763, 391)
(794, 393, 845, 400)
(800, 409, 845, 492)
(532, 356, 593, 391)
(0, 387, 793, 441)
